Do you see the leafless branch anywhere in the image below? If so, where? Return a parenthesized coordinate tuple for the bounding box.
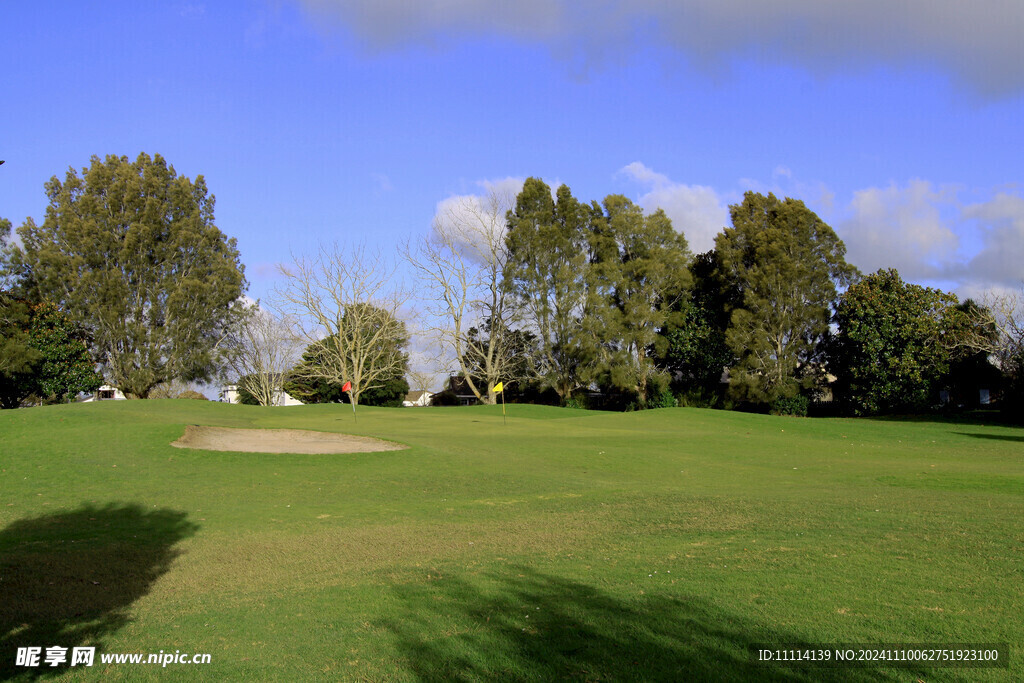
(402, 190, 519, 404)
(275, 244, 410, 406)
(949, 290, 1024, 368)
(224, 300, 303, 406)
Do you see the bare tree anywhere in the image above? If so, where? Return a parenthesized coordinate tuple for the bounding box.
(950, 289, 1024, 366)
(149, 378, 205, 399)
(405, 342, 446, 395)
(276, 244, 409, 407)
(224, 301, 303, 406)
(405, 368, 434, 394)
(403, 189, 519, 405)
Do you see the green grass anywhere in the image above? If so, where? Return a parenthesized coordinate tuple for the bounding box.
(1, 401, 1021, 681)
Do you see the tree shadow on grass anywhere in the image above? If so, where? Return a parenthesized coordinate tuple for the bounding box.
(0, 503, 198, 680)
(874, 412, 1024, 429)
(382, 566, 928, 682)
(953, 432, 1024, 443)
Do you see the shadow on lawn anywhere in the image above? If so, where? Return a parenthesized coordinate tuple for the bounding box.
(954, 432, 1024, 443)
(0, 503, 197, 680)
(382, 566, 926, 682)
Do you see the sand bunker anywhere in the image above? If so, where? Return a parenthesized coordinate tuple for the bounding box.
(172, 425, 407, 454)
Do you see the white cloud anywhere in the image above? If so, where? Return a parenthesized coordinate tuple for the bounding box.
(737, 173, 836, 216)
(619, 162, 728, 254)
(832, 180, 1024, 297)
(836, 180, 961, 281)
(620, 166, 1024, 294)
(958, 192, 1024, 287)
(476, 176, 526, 203)
(297, 0, 1024, 95)
(957, 281, 1024, 311)
(432, 177, 524, 264)
(618, 166, 1024, 294)
(619, 161, 670, 188)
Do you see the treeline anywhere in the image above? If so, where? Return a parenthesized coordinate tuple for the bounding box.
(428, 178, 1020, 416)
(2, 155, 1021, 417)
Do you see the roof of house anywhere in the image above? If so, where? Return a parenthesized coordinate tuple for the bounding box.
(446, 376, 477, 397)
(405, 390, 433, 402)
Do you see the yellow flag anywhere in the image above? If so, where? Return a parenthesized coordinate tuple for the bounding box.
(493, 382, 503, 393)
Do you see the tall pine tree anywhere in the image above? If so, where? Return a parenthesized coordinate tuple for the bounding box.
(715, 192, 858, 405)
(588, 195, 691, 404)
(504, 179, 592, 401)
(15, 153, 247, 398)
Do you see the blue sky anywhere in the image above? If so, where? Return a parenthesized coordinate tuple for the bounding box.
(3, 0, 1023, 305)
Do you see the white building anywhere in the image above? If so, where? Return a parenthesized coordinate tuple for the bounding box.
(219, 384, 304, 406)
(403, 390, 434, 407)
(81, 384, 127, 401)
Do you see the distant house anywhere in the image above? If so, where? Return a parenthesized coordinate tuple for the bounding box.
(81, 384, 127, 402)
(403, 390, 434, 407)
(220, 384, 304, 407)
(446, 376, 479, 406)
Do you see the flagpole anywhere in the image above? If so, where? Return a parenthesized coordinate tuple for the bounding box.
(501, 387, 506, 426)
(343, 381, 355, 422)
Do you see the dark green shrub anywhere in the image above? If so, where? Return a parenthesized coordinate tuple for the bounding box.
(177, 390, 207, 400)
(235, 380, 260, 405)
(562, 395, 588, 410)
(770, 394, 809, 417)
(648, 389, 677, 409)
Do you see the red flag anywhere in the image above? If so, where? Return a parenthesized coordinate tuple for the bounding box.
(342, 381, 351, 392)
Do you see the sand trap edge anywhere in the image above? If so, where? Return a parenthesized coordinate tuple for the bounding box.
(171, 425, 408, 454)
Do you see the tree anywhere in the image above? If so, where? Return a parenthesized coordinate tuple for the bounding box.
(224, 301, 302, 407)
(0, 221, 43, 408)
(358, 374, 410, 407)
(504, 179, 593, 401)
(655, 300, 732, 403)
(404, 189, 518, 404)
(233, 379, 262, 405)
(0, 218, 17, 293)
(13, 153, 247, 398)
(0, 299, 101, 407)
(276, 245, 409, 407)
(828, 269, 963, 414)
(461, 320, 544, 400)
(714, 192, 858, 405)
(27, 301, 103, 403)
(948, 290, 1024, 368)
(285, 333, 410, 407)
(655, 251, 736, 405)
(945, 289, 1024, 413)
(0, 295, 40, 408)
(1, 219, 36, 384)
(406, 366, 440, 395)
(149, 379, 209, 400)
(943, 306, 1003, 410)
(587, 195, 691, 404)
